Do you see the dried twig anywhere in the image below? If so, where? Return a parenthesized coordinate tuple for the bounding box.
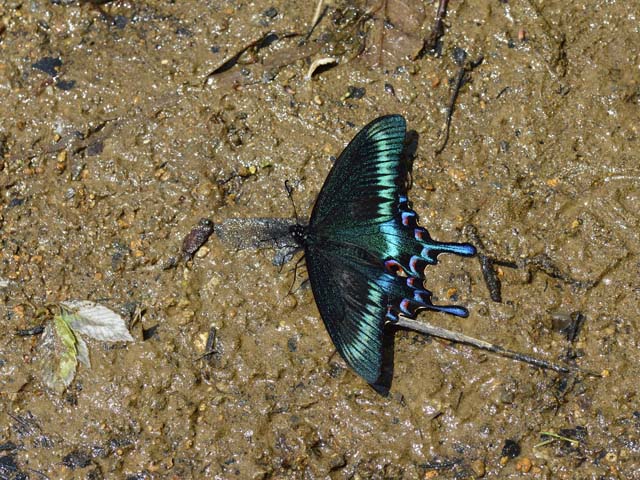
(423, 0, 449, 52)
(307, 0, 328, 38)
(395, 317, 574, 373)
(435, 49, 483, 154)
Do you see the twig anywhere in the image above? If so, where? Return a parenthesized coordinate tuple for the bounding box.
(423, 0, 449, 52)
(464, 225, 517, 302)
(534, 431, 580, 448)
(307, 0, 327, 39)
(435, 50, 484, 154)
(195, 326, 217, 362)
(394, 317, 600, 376)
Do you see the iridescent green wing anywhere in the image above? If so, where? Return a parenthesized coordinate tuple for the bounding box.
(305, 115, 475, 386)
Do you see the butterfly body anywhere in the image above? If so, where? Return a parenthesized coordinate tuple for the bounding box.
(294, 115, 476, 385)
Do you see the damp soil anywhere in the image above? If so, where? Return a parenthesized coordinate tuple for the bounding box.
(1, 1, 639, 478)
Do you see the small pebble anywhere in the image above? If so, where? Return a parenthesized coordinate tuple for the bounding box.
(470, 459, 485, 477)
(55, 79, 76, 91)
(516, 457, 532, 473)
(56, 150, 67, 171)
(346, 85, 365, 99)
(281, 295, 297, 311)
(263, 7, 277, 18)
(329, 453, 346, 470)
(384, 82, 395, 95)
(8, 197, 24, 208)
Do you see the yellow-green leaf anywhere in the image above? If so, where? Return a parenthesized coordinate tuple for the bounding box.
(40, 315, 79, 393)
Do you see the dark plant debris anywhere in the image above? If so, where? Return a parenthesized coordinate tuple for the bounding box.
(360, 0, 426, 70)
(421, 0, 449, 54)
(62, 450, 92, 470)
(16, 325, 45, 337)
(181, 218, 215, 261)
(501, 439, 521, 458)
(206, 31, 311, 88)
(464, 225, 517, 302)
(435, 48, 484, 154)
(32, 57, 62, 77)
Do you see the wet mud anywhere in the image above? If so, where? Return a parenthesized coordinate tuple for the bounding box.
(1, 1, 639, 478)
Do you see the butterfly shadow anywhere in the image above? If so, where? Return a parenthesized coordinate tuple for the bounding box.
(372, 325, 397, 395)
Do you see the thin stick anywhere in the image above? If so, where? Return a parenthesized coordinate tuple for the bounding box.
(395, 317, 581, 374)
(423, 0, 449, 51)
(307, 0, 326, 39)
(534, 431, 580, 448)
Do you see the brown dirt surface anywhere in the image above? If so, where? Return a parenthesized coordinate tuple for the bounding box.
(1, 0, 638, 478)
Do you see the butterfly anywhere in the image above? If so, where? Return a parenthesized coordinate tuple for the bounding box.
(289, 115, 476, 387)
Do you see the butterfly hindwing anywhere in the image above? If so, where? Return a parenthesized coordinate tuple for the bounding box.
(305, 242, 389, 384)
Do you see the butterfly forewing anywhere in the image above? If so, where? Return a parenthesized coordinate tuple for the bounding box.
(309, 115, 407, 229)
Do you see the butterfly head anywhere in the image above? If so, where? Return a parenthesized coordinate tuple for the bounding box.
(289, 224, 308, 246)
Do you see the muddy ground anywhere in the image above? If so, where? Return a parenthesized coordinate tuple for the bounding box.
(1, 0, 639, 478)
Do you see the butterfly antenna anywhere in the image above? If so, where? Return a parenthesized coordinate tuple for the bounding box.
(284, 180, 300, 224)
(395, 317, 601, 377)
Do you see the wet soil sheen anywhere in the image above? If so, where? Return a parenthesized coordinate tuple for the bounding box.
(1, 1, 639, 478)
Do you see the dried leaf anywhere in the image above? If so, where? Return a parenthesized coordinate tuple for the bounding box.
(60, 301, 134, 342)
(40, 317, 78, 393)
(206, 31, 318, 88)
(76, 335, 91, 368)
(361, 0, 426, 69)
